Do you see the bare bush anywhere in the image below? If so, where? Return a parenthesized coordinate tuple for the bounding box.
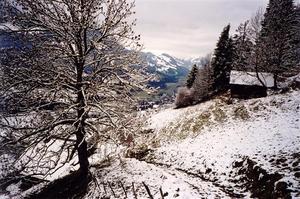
(175, 87, 194, 108)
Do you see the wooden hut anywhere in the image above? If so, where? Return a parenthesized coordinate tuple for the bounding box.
(230, 70, 274, 99)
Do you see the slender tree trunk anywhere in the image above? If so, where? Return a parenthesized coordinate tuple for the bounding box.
(76, 92, 89, 176)
(255, 64, 267, 87)
(274, 73, 278, 89)
(75, 59, 89, 176)
(76, 124, 89, 176)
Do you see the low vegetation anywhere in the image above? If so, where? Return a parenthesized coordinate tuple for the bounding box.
(233, 105, 250, 120)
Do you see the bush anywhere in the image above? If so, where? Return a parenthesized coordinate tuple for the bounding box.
(125, 144, 153, 160)
(175, 87, 195, 108)
(233, 105, 250, 120)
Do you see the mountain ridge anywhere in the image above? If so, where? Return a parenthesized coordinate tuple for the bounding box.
(141, 51, 192, 89)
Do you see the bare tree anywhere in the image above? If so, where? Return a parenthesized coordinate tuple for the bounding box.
(199, 53, 212, 67)
(0, 0, 145, 180)
(232, 8, 264, 72)
(249, 8, 264, 44)
(230, 8, 270, 87)
(249, 8, 265, 75)
(192, 62, 213, 102)
(232, 20, 254, 71)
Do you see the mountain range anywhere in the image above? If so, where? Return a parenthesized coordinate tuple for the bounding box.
(0, 32, 195, 101)
(141, 52, 192, 89)
(139, 52, 209, 103)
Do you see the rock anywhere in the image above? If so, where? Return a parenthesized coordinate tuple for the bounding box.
(233, 160, 244, 168)
(295, 172, 300, 178)
(235, 157, 291, 198)
(205, 168, 212, 174)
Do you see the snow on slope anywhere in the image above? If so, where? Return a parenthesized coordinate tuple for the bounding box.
(90, 158, 230, 199)
(146, 90, 300, 197)
(142, 52, 190, 73)
(2, 90, 298, 198)
(85, 90, 299, 198)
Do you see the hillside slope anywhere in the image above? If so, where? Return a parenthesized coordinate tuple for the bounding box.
(146, 90, 300, 198)
(2, 90, 299, 199)
(91, 90, 300, 198)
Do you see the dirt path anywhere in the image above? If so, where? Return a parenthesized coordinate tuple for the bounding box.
(142, 159, 244, 198)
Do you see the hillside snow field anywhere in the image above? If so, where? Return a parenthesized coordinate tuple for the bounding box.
(91, 90, 300, 198)
(1, 90, 299, 199)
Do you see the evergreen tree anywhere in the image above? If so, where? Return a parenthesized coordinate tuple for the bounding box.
(258, 0, 299, 88)
(211, 24, 233, 92)
(186, 64, 198, 88)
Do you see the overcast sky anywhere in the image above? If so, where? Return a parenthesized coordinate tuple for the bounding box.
(135, 0, 272, 59)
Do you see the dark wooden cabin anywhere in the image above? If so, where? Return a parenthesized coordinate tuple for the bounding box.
(230, 71, 274, 99)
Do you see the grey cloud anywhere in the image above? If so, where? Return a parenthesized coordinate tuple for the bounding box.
(135, 0, 271, 58)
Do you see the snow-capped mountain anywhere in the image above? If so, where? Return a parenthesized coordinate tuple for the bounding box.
(141, 52, 192, 89)
(142, 52, 191, 73)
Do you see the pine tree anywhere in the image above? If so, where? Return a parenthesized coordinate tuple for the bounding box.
(258, 0, 299, 88)
(211, 25, 233, 92)
(186, 64, 198, 88)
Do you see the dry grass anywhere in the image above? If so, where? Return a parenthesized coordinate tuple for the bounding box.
(212, 107, 227, 123)
(233, 105, 250, 120)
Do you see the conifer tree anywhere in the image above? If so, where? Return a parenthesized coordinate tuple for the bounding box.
(186, 64, 198, 88)
(258, 0, 299, 88)
(211, 25, 233, 92)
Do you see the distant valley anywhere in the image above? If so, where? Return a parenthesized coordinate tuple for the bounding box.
(140, 52, 204, 103)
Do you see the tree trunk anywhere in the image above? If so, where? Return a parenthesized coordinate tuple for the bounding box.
(76, 125, 89, 176)
(274, 73, 278, 89)
(75, 59, 89, 176)
(255, 65, 267, 87)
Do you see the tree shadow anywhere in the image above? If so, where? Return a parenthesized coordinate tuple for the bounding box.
(26, 171, 91, 199)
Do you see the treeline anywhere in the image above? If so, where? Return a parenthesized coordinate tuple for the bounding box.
(176, 0, 300, 108)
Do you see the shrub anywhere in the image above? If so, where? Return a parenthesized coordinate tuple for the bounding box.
(233, 105, 250, 120)
(125, 144, 153, 160)
(175, 87, 195, 108)
(212, 107, 227, 122)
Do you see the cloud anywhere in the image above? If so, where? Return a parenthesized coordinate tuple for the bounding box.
(135, 0, 270, 58)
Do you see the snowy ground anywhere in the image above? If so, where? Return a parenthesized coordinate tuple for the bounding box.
(89, 90, 300, 198)
(1, 90, 299, 198)
(150, 91, 299, 197)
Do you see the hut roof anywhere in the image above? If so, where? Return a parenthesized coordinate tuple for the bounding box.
(230, 70, 274, 88)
